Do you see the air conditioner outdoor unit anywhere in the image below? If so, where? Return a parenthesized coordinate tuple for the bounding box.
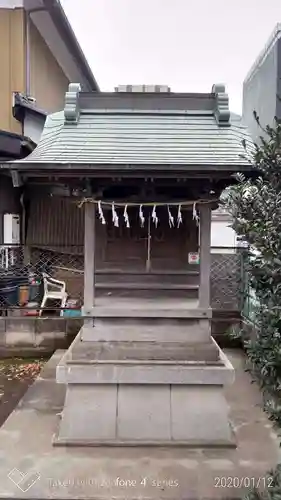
(3, 214, 20, 245)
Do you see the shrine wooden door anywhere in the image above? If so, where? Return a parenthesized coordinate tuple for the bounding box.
(148, 208, 196, 271)
(98, 208, 148, 271)
(97, 207, 198, 272)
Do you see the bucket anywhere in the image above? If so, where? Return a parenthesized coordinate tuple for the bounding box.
(19, 286, 29, 306)
(0, 285, 18, 307)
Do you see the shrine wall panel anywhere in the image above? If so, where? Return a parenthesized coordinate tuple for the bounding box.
(26, 194, 84, 251)
(26, 196, 198, 271)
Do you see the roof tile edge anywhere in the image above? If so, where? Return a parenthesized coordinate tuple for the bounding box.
(212, 84, 230, 127)
(64, 83, 81, 124)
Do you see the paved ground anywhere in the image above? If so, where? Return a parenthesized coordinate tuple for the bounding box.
(0, 349, 279, 499)
(0, 358, 45, 427)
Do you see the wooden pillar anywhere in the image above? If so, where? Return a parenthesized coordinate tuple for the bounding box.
(199, 204, 211, 309)
(82, 202, 95, 319)
(146, 215, 151, 272)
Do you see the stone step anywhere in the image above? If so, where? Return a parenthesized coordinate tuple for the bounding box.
(58, 358, 230, 385)
(57, 339, 235, 385)
(95, 271, 199, 285)
(83, 317, 211, 342)
(91, 306, 207, 319)
(69, 340, 220, 363)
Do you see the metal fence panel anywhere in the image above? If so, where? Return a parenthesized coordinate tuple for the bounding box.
(210, 249, 242, 310)
(0, 244, 244, 316)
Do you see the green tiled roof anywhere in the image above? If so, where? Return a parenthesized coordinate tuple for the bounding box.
(16, 83, 254, 167)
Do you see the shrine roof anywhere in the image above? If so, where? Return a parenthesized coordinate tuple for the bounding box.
(8, 83, 254, 169)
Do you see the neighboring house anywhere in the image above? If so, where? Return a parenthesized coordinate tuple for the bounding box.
(241, 29, 281, 322)
(215, 25, 281, 250)
(243, 23, 281, 141)
(0, 0, 99, 245)
(210, 113, 244, 251)
(211, 205, 236, 252)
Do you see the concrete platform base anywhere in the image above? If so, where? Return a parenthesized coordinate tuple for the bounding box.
(0, 350, 279, 499)
(55, 333, 235, 446)
(54, 384, 235, 447)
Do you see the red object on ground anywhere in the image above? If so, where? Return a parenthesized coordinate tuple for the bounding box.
(24, 310, 39, 316)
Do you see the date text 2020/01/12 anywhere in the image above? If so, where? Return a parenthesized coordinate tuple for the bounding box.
(214, 476, 273, 489)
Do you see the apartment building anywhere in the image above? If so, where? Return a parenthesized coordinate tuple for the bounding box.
(0, 0, 99, 157)
(243, 23, 281, 140)
(0, 0, 99, 244)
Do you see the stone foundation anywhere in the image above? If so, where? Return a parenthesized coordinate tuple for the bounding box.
(54, 383, 235, 447)
(55, 324, 235, 447)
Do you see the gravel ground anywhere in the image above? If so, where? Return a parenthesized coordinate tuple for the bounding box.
(0, 358, 46, 427)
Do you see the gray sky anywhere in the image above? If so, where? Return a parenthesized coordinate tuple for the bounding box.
(61, 0, 281, 114)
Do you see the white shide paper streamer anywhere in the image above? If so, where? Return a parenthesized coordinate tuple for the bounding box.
(123, 204, 130, 228)
(111, 202, 119, 227)
(92, 201, 210, 228)
(98, 201, 106, 225)
(152, 205, 158, 227)
(177, 204, 182, 228)
(167, 205, 174, 228)
(192, 202, 199, 225)
(139, 205, 145, 227)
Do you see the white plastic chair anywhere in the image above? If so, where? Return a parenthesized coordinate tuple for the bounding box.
(39, 272, 68, 317)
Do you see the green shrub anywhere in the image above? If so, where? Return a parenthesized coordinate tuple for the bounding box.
(225, 117, 281, 499)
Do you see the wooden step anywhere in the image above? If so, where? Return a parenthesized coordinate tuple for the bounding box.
(95, 283, 199, 299)
(95, 271, 199, 286)
(96, 289, 198, 299)
(91, 307, 208, 319)
(96, 270, 199, 275)
(95, 283, 199, 290)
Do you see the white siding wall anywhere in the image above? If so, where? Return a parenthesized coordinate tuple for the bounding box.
(211, 220, 237, 253)
(0, 1, 23, 7)
(24, 113, 46, 144)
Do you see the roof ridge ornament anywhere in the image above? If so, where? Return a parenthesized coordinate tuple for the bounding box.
(115, 84, 171, 93)
(64, 83, 81, 124)
(212, 84, 230, 127)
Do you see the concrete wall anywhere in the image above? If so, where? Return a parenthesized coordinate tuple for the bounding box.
(0, 317, 82, 356)
(28, 19, 69, 113)
(243, 31, 279, 141)
(0, 8, 26, 134)
(276, 38, 281, 119)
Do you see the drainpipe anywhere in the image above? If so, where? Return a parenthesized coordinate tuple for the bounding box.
(25, 11, 31, 96)
(20, 191, 30, 265)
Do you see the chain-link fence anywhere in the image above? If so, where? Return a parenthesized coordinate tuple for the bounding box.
(240, 248, 261, 325)
(0, 245, 84, 317)
(0, 244, 244, 317)
(210, 248, 243, 311)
